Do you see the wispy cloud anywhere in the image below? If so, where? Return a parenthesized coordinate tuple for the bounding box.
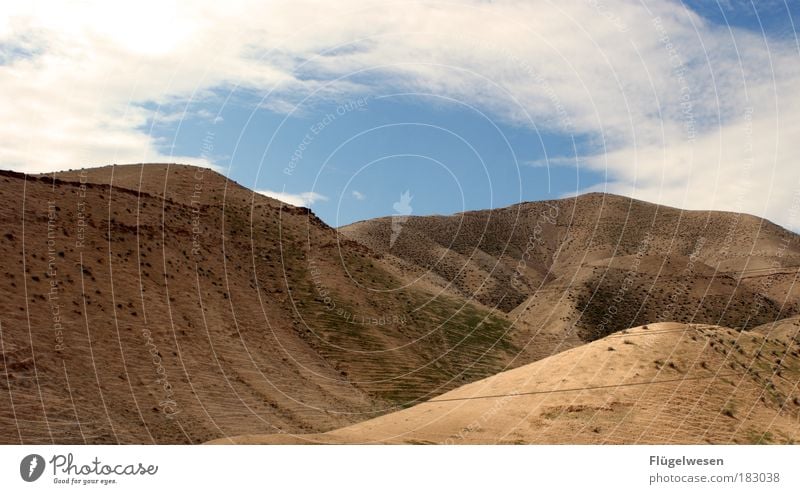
(256, 189, 328, 207)
(351, 190, 366, 200)
(525, 156, 585, 168)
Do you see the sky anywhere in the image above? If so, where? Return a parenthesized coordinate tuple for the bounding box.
(1, 0, 799, 229)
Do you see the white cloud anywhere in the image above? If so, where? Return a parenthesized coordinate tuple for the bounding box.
(256, 190, 327, 207)
(351, 190, 366, 200)
(1, 0, 799, 227)
(525, 156, 585, 168)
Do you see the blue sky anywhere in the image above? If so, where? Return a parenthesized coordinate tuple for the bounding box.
(164, 92, 600, 226)
(2, 0, 800, 229)
(688, 0, 798, 33)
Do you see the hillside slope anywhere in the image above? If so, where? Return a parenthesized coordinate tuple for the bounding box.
(214, 321, 800, 444)
(0, 164, 520, 443)
(3, 163, 799, 445)
(341, 193, 800, 349)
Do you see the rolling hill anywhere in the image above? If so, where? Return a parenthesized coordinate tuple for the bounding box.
(342, 192, 800, 349)
(0, 164, 519, 444)
(1, 163, 799, 444)
(213, 320, 800, 444)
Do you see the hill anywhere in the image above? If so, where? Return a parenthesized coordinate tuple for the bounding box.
(0, 164, 520, 443)
(2, 163, 799, 444)
(213, 321, 800, 444)
(341, 193, 800, 349)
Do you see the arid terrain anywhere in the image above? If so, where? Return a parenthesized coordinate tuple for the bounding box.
(213, 319, 800, 444)
(1, 163, 799, 444)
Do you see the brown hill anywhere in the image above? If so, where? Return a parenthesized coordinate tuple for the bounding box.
(2, 163, 799, 444)
(213, 320, 800, 444)
(0, 164, 520, 444)
(341, 193, 800, 350)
